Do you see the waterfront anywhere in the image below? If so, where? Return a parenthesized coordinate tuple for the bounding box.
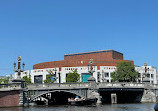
(0, 103, 155, 111)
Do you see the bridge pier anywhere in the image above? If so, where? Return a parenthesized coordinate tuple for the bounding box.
(87, 89, 102, 104)
(111, 93, 117, 104)
(141, 89, 156, 103)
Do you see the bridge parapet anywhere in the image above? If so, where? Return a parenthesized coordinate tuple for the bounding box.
(27, 83, 91, 90)
(98, 82, 145, 88)
(0, 83, 22, 91)
(26, 82, 147, 90)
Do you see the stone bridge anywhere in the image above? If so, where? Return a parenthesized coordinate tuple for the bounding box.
(26, 82, 148, 105)
(1, 82, 158, 106)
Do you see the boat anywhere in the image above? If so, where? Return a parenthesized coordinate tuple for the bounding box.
(68, 98, 98, 106)
(154, 104, 158, 111)
(154, 96, 158, 111)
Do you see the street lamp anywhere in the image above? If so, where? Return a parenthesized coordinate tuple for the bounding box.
(13, 56, 25, 88)
(87, 59, 96, 82)
(142, 62, 150, 83)
(14, 56, 25, 79)
(102, 70, 105, 82)
(58, 71, 61, 87)
(22, 62, 25, 71)
(14, 62, 16, 71)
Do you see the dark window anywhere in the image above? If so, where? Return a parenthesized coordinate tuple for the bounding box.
(151, 74, 153, 78)
(138, 73, 141, 78)
(34, 75, 43, 84)
(97, 72, 100, 83)
(104, 72, 109, 77)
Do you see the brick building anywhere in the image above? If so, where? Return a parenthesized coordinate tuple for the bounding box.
(33, 49, 133, 70)
(30, 49, 133, 83)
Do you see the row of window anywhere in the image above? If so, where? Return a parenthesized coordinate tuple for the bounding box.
(138, 73, 154, 78)
(33, 70, 43, 73)
(103, 67, 116, 70)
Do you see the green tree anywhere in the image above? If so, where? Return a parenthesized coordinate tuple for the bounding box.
(23, 75, 32, 84)
(66, 69, 80, 83)
(44, 70, 55, 83)
(111, 61, 138, 82)
(0, 77, 9, 84)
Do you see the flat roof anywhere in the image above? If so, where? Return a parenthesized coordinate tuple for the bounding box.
(64, 49, 123, 56)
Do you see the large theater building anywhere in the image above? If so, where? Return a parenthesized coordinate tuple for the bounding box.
(17, 49, 157, 84)
(30, 50, 134, 83)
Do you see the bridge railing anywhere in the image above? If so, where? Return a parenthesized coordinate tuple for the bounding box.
(26, 82, 146, 89)
(27, 82, 91, 89)
(0, 83, 22, 90)
(152, 84, 158, 88)
(144, 84, 158, 89)
(97, 82, 145, 87)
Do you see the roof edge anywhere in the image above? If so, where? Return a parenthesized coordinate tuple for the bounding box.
(64, 49, 123, 56)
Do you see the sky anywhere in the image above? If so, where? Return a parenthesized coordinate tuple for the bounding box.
(0, 0, 158, 76)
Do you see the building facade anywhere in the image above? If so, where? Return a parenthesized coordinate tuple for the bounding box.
(13, 50, 158, 84)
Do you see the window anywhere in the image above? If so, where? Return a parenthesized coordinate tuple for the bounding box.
(151, 74, 153, 78)
(138, 73, 141, 78)
(97, 72, 100, 83)
(34, 75, 43, 83)
(147, 73, 150, 78)
(104, 72, 109, 77)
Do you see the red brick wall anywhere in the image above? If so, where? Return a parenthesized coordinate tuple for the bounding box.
(33, 50, 132, 70)
(112, 51, 123, 60)
(64, 51, 119, 61)
(33, 59, 134, 70)
(0, 90, 20, 107)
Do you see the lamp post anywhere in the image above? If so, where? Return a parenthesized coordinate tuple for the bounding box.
(102, 70, 105, 82)
(87, 59, 96, 82)
(142, 62, 150, 83)
(14, 56, 25, 80)
(58, 71, 61, 87)
(13, 56, 25, 88)
(54, 68, 57, 83)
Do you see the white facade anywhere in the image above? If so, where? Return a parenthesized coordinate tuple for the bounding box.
(12, 65, 158, 84)
(12, 70, 30, 80)
(135, 66, 157, 84)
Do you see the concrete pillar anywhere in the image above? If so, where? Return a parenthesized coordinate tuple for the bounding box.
(95, 92, 102, 104)
(111, 93, 117, 104)
(88, 90, 102, 104)
(45, 99, 48, 105)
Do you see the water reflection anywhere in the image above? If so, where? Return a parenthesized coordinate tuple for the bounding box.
(0, 107, 24, 111)
(0, 103, 155, 111)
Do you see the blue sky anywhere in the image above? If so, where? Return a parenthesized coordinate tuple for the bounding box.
(0, 0, 158, 75)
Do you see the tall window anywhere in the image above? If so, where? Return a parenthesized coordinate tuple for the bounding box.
(34, 75, 43, 83)
(104, 72, 109, 77)
(151, 74, 153, 78)
(97, 72, 100, 83)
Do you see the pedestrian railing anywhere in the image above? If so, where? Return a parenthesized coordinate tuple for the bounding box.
(2, 82, 158, 90)
(0, 83, 22, 90)
(26, 82, 147, 89)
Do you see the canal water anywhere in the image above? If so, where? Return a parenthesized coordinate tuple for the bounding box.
(0, 103, 155, 111)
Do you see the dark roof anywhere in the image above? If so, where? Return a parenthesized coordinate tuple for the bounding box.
(64, 49, 123, 57)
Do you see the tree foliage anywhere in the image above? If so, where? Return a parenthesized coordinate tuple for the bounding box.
(111, 61, 138, 82)
(0, 77, 9, 84)
(66, 69, 80, 83)
(44, 70, 55, 83)
(23, 75, 32, 84)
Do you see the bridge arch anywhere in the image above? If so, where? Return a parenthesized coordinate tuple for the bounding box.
(29, 90, 84, 105)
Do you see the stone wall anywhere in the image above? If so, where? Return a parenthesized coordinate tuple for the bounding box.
(141, 90, 156, 103)
(0, 90, 21, 107)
